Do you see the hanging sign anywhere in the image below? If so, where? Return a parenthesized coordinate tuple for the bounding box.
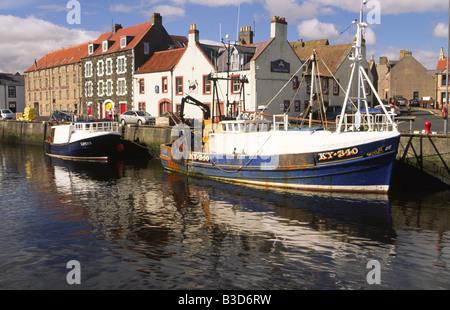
(271, 59, 290, 73)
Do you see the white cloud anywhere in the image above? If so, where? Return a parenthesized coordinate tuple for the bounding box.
(297, 18, 339, 40)
(364, 27, 377, 45)
(0, 15, 99, 73)
(314, 0, 447, 15)
(110, 4, 137, 14)
(433, 22, 448, 39)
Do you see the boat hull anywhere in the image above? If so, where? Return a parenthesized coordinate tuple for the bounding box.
(45, 134, 122, 161)
(160, 135, 400, 193)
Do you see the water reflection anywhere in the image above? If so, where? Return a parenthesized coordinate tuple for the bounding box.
(2, 144, 450, 289)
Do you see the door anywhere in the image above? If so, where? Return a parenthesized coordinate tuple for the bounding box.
(159, 101, 171, 116)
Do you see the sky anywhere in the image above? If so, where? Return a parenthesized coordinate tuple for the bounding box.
(0, 0, 449, 73)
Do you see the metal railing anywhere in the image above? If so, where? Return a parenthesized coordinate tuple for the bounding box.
(336, 113, 396, 132)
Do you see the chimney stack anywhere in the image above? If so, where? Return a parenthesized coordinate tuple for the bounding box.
(188, 24, 199, 45)
(400, 50, 412, 60)
(152, 13, 162, 26)
(270, 16, 287, 40)
(239, 26, 253, 45)
(113, 24, 122, 34)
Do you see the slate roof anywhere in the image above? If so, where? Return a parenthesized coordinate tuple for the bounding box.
(0, 73, 24, 86)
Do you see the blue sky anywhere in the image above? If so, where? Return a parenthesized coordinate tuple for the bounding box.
(0, 0, 449, 73)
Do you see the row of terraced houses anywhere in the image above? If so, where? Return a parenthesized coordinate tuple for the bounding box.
(24, 13, 376, 121)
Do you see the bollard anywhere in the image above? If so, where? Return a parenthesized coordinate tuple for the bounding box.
(424, 121, 431, 134)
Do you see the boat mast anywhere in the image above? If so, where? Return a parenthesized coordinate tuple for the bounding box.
(337, 0, 396, 133)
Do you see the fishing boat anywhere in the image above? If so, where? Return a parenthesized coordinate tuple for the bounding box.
(160, 8, 401, 193)
(44, 120, 124, 161)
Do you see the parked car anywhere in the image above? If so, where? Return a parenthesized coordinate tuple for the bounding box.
(51, 111, 72, 123)
(409, 99, 420, 106)
(0, 109, 15, 120)
(119, 111, 155, 125)
(396, 98, 407, 106)
(375, 104, 400, 116)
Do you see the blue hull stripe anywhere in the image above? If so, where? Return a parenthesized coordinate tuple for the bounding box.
(160, 136, 400, 193)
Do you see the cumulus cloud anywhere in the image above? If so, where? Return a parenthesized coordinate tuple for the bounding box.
(314, 0, 447, 15)
(433, 22, 448, 39)
(297, 18, 339, 40)
(0, 15, 99, 73)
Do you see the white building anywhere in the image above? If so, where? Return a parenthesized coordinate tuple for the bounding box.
(0, 73, 25, 114)
(134, 16, 304, 120)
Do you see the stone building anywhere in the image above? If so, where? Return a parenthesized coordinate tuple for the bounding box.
(376, 50, 435, 103)
(81, 13, 185, 119)
(292, 39, 375, 110)
(134, 16, 304, 120)
(24, 42, 88, 117)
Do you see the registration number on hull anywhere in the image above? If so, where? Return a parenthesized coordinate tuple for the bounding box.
(317, 147, 359, 161)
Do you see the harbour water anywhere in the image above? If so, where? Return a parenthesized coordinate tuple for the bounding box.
(1, 144, 450, 290)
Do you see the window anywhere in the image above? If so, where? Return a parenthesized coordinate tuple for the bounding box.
(203, 75, 211, 94)
(138, 102, 146, 111)
(98, 81, 104, 97)
(283, 100, 290, 112)
(106, 80, 113, 96)
(322, 78, 328, 94)
(102, 40, 109, 52)
(295, 100, 301, 112)
(8, 86, 16, 98)
(120, 37, 127, 49)
(333, 80, 340, 96)
(293, 76, 299, 89)
(175, 77, 183, 95)
(162, 77, 168, 93)
(106, 59, 113, 75)
(144, 43, 150, 55)
(85, 82, 93, 97)
(88, 44, 94, 55)
(97, 60, 104, 76)
(231, 75, 240, 94)
(85, 62, 93, 77)
(117, 78, 127, 96)
(117, 56, 126, 74)
(139, 79, 145, 94)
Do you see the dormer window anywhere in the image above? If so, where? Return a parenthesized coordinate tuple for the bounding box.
(102, 40, 109, 52)
(88, 44, 94, 55)
(120, 37, 127, 49)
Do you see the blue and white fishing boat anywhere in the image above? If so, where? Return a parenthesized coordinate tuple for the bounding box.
(160, 8, 400, 193)
(45, 120, 123, 161)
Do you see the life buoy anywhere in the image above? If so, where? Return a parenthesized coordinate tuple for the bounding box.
(442, 105, 447, 119)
